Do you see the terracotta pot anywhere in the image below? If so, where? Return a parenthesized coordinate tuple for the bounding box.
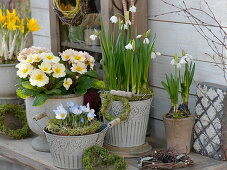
(25, 95, 83, 152)
(163, 114, 194, 154)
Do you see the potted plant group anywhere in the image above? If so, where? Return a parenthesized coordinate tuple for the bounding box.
(16, 47, 103, 151)
(0, 9, 40, 103)
(90, 6, 159, 152)
(44, 102, 108, 169)
(161, 50, 195, 154)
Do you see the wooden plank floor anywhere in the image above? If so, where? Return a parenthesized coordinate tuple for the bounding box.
(0, 135, 226, 170)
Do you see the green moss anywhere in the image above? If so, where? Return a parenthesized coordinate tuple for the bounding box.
(83, 145, 127, 170)
(0, 104, 30, 139)
(46, 120, 101, 136)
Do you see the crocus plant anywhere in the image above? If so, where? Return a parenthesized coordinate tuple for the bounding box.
(90, 6, 159, 95)
(0, 9, 41, 63)
(16, 47, 104, 106)
(46, 102, 101, 136)
(162, 50, 195, 118)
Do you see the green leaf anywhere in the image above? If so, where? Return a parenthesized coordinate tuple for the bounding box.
(21, 81, 35, 90)
(33, 94, 48, 106)
(45, 89, 62, 95)
(54, 80, 64, 89)
(83, 70, 98, 78)
(93, 80, 105, 89)
(16, 89, 29, 99)
(65, 69, 74, 76)
(22, 89, 37, 97)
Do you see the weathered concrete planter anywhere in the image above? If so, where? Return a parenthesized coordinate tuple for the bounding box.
(104, 98, 152, 147)
(163, 114, 194, 154)
(0, 64, 19, 104)
(44, 125, 108, 169)
(25, 95, 83, 152)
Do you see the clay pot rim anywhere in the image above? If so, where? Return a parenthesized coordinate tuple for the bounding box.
(27, 94, 83, 100)
(0, 63, 17, 67)
(43, 124, 108, 138)
(163, 113, 194, 121)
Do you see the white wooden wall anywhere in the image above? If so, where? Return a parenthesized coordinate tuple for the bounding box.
(148, 0, 227, 140)
(30, 0, 51, 49)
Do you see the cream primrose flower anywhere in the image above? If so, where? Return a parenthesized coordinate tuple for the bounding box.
(60, 49, 75, 61)
(110, 16, 118, 24)
(90, 34, 97, 41)
(29, 69, 49, 87)
(32, 54, 42, 63)
(63, 78, 73, 90)
(25, 55, 34, 64)
(52, 63, 66, 78)
(71, 62, 87, 74)
(38, 62, 52, 74)
(42, 53, 60, 63)
(125, 43, 133, 50)
(129, 5, 137, 13)
(17, 63, 33, 78)
(17, 55, 26, 62)
(85, 52, 95, 69)
(71, 51, 86, 63)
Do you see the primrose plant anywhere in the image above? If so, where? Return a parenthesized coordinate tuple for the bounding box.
(162, 50, 195, 118)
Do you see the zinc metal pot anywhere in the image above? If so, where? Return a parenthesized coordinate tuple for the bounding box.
(104, 98, 152, 147)
(0, 64, 18, 103)
(25, 95, 83, 152)
(44, 124, 108, 169)
(163, 114, 194, 154)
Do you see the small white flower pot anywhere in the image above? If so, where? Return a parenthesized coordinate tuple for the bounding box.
(0, 64, 20, 104)
(44, 125, 108, 169)
(25, 95, 83, 152)
(84, 29, 100, 46)
(104, 98, 153, 147)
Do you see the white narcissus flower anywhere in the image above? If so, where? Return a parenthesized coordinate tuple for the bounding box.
(136, 35, 142, 39)
(129, 5, 137, 13)
(123, 24, 128, 30)
(71, 62, 87, 74)
(17, 63, 33, 78)
(42, 53, 60, 63)
(90, 34, 97, 41)
(151, 52, 156, 59)
(177, 63, 181, 69)
(63, 78, 72, 90)
(54, 104, 68, 120)
(29, 69, 49, 87)
(38, 62, 52, 74)
(143, 38, 150, 44)
(170, 59, 175, 65)
(60, 49, 75, 61)
(71, 51, 86, 63)
(156, 52, 161, 56)
(110, 16, 118, 24)
(184, 54, 193, 62)
(125, 43, 133, 50)
(52, 63, 66, 78)
(180, 58, 187, 65)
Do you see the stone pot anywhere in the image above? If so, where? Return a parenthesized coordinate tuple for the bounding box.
(104, 98, 152, 147)
(25, 95, 83, 152)
(44, 124, 108, 169)
(163, 114, 194, 154)
(84, 29, 100, 46)
(0, 64, 19, 104)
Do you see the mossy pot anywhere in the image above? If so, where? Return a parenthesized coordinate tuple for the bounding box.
(44, 124, 108, 169)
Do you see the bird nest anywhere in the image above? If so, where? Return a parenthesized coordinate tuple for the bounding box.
(139, 148, 193, 169)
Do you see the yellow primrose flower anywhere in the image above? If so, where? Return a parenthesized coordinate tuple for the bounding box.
(71, 62, 87, 74)
(16, 63, 33, 78)
(70, 51, 86, 63)
(26, 18, 41, 32)
(52, 63, 66, 78)
(42, 53, 60, 63)
(63, 78, 72, 90)
(38, 62, 52, 74)
(29, 69, 49, 87)
(60, 49, 75, 61)
(32, 54, 42, 62)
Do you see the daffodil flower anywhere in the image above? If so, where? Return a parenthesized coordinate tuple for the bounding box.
(26, 18, 41, 32)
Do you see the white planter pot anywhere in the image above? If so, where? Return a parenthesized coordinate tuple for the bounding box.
(25, 95, 83, 152)
(44, 125, 108, 169)
(104, 98, 152, 147)
(0, 64, 19, 103)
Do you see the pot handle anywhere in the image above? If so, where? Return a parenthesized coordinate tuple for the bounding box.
(108, 118, 121, 128)
(33, 112, 47, 121)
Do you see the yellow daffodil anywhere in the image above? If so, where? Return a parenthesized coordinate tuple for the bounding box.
(0, 10, 5, 24)
(63, 78, 72, 90)
(26, 18, 41, 32)
(52, 63, 66, 78)
(19, 19, 25, 33)
(71, 62, 87, 74)
(38, 62, 52, 74)
(29, 69, 49, 87)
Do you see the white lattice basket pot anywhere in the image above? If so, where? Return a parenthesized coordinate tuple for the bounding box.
(104, 98, 153, 147)
(44, 125, 108, 169)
